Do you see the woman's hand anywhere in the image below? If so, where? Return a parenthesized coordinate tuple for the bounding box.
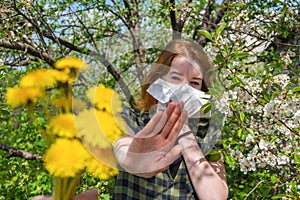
(116, 102, 187, 177)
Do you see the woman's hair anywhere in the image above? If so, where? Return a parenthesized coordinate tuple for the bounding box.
(138, 39, 212, 110)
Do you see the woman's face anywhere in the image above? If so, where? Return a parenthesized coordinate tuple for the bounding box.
(161, 56, 203, 90)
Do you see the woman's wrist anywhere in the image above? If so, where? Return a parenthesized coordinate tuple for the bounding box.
(182, 141, 205, 164)
(177, 124, 196, 149)
(187, 157, 207, 171)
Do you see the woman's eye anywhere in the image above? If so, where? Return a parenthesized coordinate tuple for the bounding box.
(171, 77, 181, 80)
(190, 81, 200, 85)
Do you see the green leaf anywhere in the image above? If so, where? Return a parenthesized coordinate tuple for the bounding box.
(231, 51, 249, 60)
(216, 23, 227, 38)
(206, 150, 221, 162)
(246, 128, 254, 135)
(273, 83, 282, 91)
(292, 86, 300, 93)
(239, 112, 245, 122)
(288, 181, 297, 194)
(270, 175, 277, 184)
(262, 91, 271, 102)
(232, 3, 245, 7)
(294, 128, 300, 133)
(228, 82, 241, 90)
(198, 30, 213, 41)
(271, 194, 291, 199)
(225, 155, 236, 166)
(200, 0, 206, 7)
(223, 45, 229, 56)
(257, 97, 267, 104)
(272, 194, 286, 199)
(237, 128, 242, 138)
(281, 5, 287, 16)
(200, 102, 212, 114)
(0, 65, 8, 70)
(294, 154, 300, 164)
(271, 91, 279, 99)
(214, 54, 225, 64)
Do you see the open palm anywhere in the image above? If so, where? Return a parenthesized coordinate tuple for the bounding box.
(115, 102, 187, 177)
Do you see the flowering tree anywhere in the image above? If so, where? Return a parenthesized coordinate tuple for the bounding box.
(200, 2, 299, 198)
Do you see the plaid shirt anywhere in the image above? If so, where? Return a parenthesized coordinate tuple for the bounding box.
(113, 107, 223, 199)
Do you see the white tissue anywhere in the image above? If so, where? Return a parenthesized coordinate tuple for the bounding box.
(146, 78, 211, 118)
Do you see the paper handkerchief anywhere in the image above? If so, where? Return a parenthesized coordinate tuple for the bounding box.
(146, 78, 211, 118)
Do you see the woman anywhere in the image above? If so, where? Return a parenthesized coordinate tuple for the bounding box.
(113, 39, 228, 199)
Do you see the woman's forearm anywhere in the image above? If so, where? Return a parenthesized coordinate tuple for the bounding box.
(182, 142, 228, 200)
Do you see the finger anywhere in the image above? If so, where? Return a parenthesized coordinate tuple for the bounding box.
(137, 111, 165, 136)
(160, 102, 182, 138)
(151, 102, 178, 134)
(167, 109, 187, 142)
(164, 101, 178, 116)
(137, 102, 177, 137)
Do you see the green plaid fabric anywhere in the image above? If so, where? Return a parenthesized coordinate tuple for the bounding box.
(113, 107, 223, 199)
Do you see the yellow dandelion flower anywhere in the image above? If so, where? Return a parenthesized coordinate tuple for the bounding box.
(6, 86, 45, 108)
(86, 84, 122, 114)
(44, 138, 90, 178)
(48, 113, 79, 138)
(95, 109, 124, 145)
(85, 145, 118, 168)
(19, 69, 70, 88)
(48, 70, 70, 83)
(75, 109, 112, 148)
(86, 157, 119, 180)
(55, 57, 89, 70)
(19, 69, 57, 88)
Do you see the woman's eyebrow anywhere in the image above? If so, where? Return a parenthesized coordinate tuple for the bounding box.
(193, 77, 202, 81)
(169, 70, 183, 76)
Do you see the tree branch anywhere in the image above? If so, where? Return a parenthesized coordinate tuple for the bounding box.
(12, 0, 49, 53)
(0, 142, 42, 160)
(0, 39, 55, 65)
(43, 32, 136, 108)
(177, 0, 193, 32)
(193, 0, 229, 46)
(244, 180, 264, 200)
(169, 0, 179, 39)
(123, 0, 134, 27)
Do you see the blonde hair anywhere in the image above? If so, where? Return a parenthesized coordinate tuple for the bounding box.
(138, 39, 212, 110)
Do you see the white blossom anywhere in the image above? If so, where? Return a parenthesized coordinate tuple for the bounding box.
(245, 134, 255, 146)
(273, 74, 290, 88)
(294, 110, 300, 125)
(258, 139, 269, 151)
(277, 155, 289, 165)
(215, 92, 231, 115)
